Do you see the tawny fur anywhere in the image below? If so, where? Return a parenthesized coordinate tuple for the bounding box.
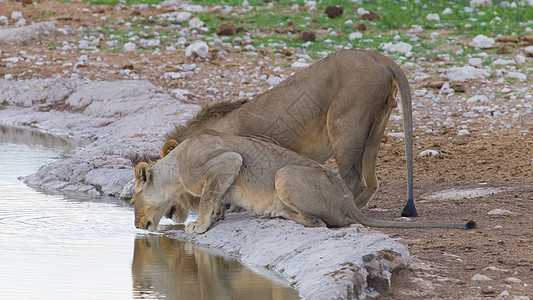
(163, 49, 418, 217)
(132, 133, 475, 233)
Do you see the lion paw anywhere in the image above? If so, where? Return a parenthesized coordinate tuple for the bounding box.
(185, 221, 210, 234)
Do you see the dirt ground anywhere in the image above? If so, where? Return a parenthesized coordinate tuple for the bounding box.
(1, 0, 532, 298)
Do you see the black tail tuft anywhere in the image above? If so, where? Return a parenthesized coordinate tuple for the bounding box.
(401, 202, 418, 217)
(465, 221, 476, 230)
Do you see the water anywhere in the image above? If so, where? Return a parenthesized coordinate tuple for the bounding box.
(0, 126, 299, 300)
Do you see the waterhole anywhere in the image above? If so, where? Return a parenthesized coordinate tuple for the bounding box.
(0, 125, 299, 299)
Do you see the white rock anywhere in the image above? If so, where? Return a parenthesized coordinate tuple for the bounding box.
(171, 88, 191, 101)
(185, 40, 209, 58)
(442, 8, 453, 15)
(440, 82, 454, 95)
(487, 208, 512, 216)
(524, 46, 533, 56)
(175, 12, 192, 22)
(78, 55, 88, 62)
(506, 71, 527, 82)
(123, 42, 136, 52)
(419, 150, 441, 157)
(492, 58, 515, 66)
(140, 39, 160, 48)
(291, 61, 309, 68)
(266, 76, 283, 86)
(381, 42, 412, 54)
(470, 0, 492, 7)
(242, 0, 249, 7)
(458, 129, 470, 136)
(426, 13, 440, 22)
(4, 74, 13, 80)
(11, 11, 22, 20)
(181, 4, 205, 12)
(188, 17, 204, 28)
(344, 20, 353, 25)
(14, 18, 26, 27)
(466, 95, 489, 103)
(357, 7, 369, 16)
(414, 88, 427, 97)
(469, 34, 495, 49)
(500, 87, 511, 93)
(468, 57, 483, 67)
(349, 32, 363, 40)
(0, 15, 8, 26)
(499, 290, 510, 297)
(444, 66, 490, 82)
(471, 274, 492, 281)
(504, 277, 523, 284)
(78, 40, 90, 50)
(516, 54, 526, 64)
(177, 36, 187, 45)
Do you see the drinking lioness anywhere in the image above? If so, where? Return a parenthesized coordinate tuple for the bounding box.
(131, 131, 475, 233)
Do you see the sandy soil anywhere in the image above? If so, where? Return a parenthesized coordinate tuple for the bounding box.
(1, 0, 532, 298)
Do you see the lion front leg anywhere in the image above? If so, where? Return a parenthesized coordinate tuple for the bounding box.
(185, 152, 243, 234)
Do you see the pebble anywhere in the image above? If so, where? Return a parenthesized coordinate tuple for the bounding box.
(444, 66, 490, 82)
(458, 129, 470, 136)
(504, 277, 523, 285)
(487, 208, 512, 216)
(506, 72, 527, 82)
(123, 42, 136, 52)
(468, 58, 483, 67)
(188, 17, 204, 28)
(469, 34, 495, 49)
(348, 32, 363, 40)
(419, 149, 441, 157)
(11, 11, 22, 20)
(266, 76, 283, 86)
(381, 42, 412, 54)
(442, 8, 453, 15)
(492, 59, 515, 66)
(426, 13, 440, 22)
(185, 40, 209, 58)
(291, 61, 309, 68)
(471, 274, 492, 281)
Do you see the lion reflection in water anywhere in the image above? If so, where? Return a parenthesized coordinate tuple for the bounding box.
(132, 234, 299, 300)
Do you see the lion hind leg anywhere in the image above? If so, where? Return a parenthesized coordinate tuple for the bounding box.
(274, 165, 351, 227)
(355, 106, 392, 208)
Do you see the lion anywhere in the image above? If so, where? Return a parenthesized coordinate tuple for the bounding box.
(165, 49, 419, 217)
(132, 133, 475, 233)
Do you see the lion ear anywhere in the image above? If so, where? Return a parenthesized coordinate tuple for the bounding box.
(135, 162, 151, 183)
(161, 140, 179, 158)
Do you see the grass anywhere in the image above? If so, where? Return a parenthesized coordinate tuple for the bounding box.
(66, 0, 532, 56)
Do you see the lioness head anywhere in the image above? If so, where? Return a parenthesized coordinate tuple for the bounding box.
(132, 162, 174, 232)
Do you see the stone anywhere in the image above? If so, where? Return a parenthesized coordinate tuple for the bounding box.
(458, 129, 470, 136)
(0, 22, 57, 44)
(349, 32, 363, 40)
(468, 57, 483, 67)
(11, 11, 22, 20)
(325, 6, 343, 19)
(426, 13, 440, 22)
(469, 34, 495, 49)
(419, 150, 441, 157)
(470, 0, 492, 7)
(524, 46, 533, 57)
(216, 21, 235, 36)
(504, 277, 523, 285)
(444, 66, 490, 82)
(381, 41, 412, 54)
(506, 71, 527, 82)
(266, 76, 283, 86)
(291, 61, 309, 68)
(487, 208, 512, 216)
(471, 274, 492, 281)
(299, 31, 316, 42)
(492, 58, 515, 66)
(123, 42, 136, 52)
(442, 8, 453, 15)
(175, 12, 192, 22)
(185, 40, 209, 58)
(188, 17, 204, 28)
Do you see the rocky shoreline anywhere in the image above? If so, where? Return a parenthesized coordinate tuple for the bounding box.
(1, 77, 411, 299)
